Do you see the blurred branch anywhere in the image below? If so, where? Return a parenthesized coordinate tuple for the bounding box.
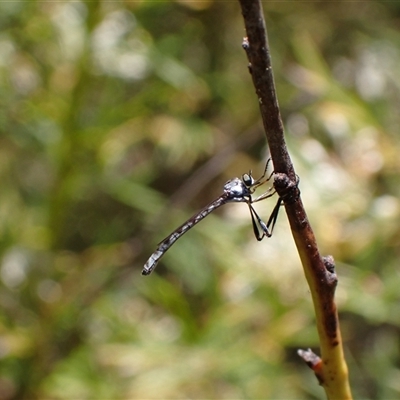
(237, 1, 352, 398)
(47, 0, 101, 249)
(169, 124, 263, 207)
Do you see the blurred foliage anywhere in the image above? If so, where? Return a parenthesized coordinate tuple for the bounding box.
(1, 0, 400, 399)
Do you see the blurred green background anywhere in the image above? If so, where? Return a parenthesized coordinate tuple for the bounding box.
(1, 1, 400, 399)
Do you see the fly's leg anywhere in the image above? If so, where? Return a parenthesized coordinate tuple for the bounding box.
(252, 157, 274, 187)
(247, 197, 282, 241)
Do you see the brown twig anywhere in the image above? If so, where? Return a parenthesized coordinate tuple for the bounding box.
(237, 1, 352, 398)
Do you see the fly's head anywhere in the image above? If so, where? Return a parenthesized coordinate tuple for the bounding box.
(242, 172, 255, 188)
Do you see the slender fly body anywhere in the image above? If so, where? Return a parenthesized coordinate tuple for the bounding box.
(142, 159, 281, 276)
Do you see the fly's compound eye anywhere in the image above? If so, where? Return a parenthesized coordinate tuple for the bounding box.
(242, 173, 254, 187)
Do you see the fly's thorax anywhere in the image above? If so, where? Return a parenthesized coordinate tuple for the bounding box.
(224, 177, 251, 200)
